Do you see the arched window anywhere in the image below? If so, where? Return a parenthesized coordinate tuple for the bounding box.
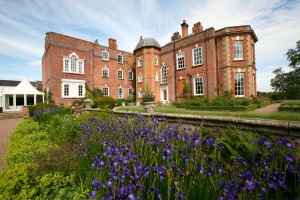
(71, 55, 76, 72)
(161, 66, 167, 84)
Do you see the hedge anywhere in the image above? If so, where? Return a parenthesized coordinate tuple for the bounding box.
(278, 105, 300, 113)
(173, 104, 257, 112)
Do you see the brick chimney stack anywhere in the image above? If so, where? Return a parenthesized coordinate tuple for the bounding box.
(171, 32, 181, 41)
(109, 38, 117, 50)
(181, 20, 189, 37)
(192, 22, 203, 33)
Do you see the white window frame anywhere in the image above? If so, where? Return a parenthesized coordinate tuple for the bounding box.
(138, 74, 143, 83)
(155, 72, 159, 82)
(118, 87, 124, 99)
(117, 69, 123, 79)
(176, 52, 185, 70)
(161, 66, 167, 84)
(64, 84, 69, 97)
(154, 56, 158, 66)
(128, 71, 133, 80)
(102, 67, 109, 78)
(103, 87, 109, 97)
(233, 40, 243, 60)
(128, 88, 134, 98)
(63, 52, 85, 74)
(192, 47, 203, 66)
(194, 77, 204, 96)
(78, 85, 83, 97)
(61, 79, 86, 98)
(138, 90, 143, 98)
(102, 49, 109, 61)
(234, 72, 245, 97)
(117, 54, 123, 64)
(161, 88, 168, 101)
(138, 57, 143, 67)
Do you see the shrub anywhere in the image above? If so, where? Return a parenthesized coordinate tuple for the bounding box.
(29, 103, 58, 116)
(93, 96, 116, 109)
(47, 114, 82, 142)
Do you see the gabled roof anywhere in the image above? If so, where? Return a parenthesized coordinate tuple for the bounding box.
(3, 78, 43, 95)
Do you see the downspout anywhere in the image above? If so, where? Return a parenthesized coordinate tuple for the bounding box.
(216, 38, 220, 96)
(205, 38, 209, 99)
(173, 42, 177, 101)
(90, 49, 93, 89)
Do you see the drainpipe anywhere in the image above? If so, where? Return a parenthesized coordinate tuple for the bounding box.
(216, 38, 220, 96)
(173, 42, 177, 101)
(90, 49, 93, 89)
(187, 73, 192, 95)
(205, 38, 209, 99)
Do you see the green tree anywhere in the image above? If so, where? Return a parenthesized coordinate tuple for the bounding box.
(271, 40, 300, 99)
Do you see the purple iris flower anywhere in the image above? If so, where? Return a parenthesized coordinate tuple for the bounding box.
(246, 180, 255, 191)
(287, 143, 295, 149)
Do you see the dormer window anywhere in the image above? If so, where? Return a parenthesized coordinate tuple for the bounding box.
(63, 52, 85, 74)
(102, 49, 109, 61)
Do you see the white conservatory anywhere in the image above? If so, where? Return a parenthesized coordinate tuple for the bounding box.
(0, 78, 44, 111)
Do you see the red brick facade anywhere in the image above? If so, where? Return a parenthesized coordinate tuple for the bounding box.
(42, 20, 257, 105)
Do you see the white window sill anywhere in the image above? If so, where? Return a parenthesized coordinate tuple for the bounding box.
(63, 71, 85, 75)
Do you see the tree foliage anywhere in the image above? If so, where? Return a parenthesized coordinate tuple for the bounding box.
(271, 40, 300, 99)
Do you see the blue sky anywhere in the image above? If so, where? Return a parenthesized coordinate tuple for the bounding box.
(0, 0, 299, 92)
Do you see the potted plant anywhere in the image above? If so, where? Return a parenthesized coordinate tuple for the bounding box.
(142, 86, 156, 113)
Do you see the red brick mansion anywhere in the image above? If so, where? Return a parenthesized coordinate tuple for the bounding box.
(42, 20, 257, 105)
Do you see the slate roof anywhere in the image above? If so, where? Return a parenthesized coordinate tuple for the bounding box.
(134, 37, 161, 51)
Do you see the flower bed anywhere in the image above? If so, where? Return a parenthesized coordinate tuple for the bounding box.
(77, 114, 300, 199)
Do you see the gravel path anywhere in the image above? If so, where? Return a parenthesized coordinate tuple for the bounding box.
(0, 117, 24, 170)
(250, 103, 281, 114)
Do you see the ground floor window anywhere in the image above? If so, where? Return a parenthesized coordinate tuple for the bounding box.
(103, 87, 109, 96)
(161, 88, 168, 101)
(118, 87, 124, 99)
(193, 77, 204, 95)
(138, 90, 143, 99)
(234, 72, 245, 97)
(128, 88, 134, 98)
(61, 79, 86, 98)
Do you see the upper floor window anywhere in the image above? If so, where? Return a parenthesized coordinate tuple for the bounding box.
(117, 54, 123, 64)
(234, 72, 245, 97)
(161, 66, 167, 84)
(117, 69, 123, 79)
(63, 52, 85, 74)
(155, 72, 159, 82)
(194, 77, 204, 95)
(128, 71, 134, 80)
(176, 52, 185, 70)
(103, 87, 109, 97)
(193, 47, 202, 66)
(154, 56, 158, 66)
(102, 67, 109, 78)
(138, 57, 143, 67)
(233, 40, 243, 60)
(138, 74, 143, 83)
(118, 87, 124, 99)
(102, 49, 109, 61)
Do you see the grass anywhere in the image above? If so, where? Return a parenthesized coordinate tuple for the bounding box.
(116, 105, 300, 121)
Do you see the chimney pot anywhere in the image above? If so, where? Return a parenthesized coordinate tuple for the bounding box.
(109, 38, 117, 50)
(181, 20, 189, 37)
(192, 22, 203, 33)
